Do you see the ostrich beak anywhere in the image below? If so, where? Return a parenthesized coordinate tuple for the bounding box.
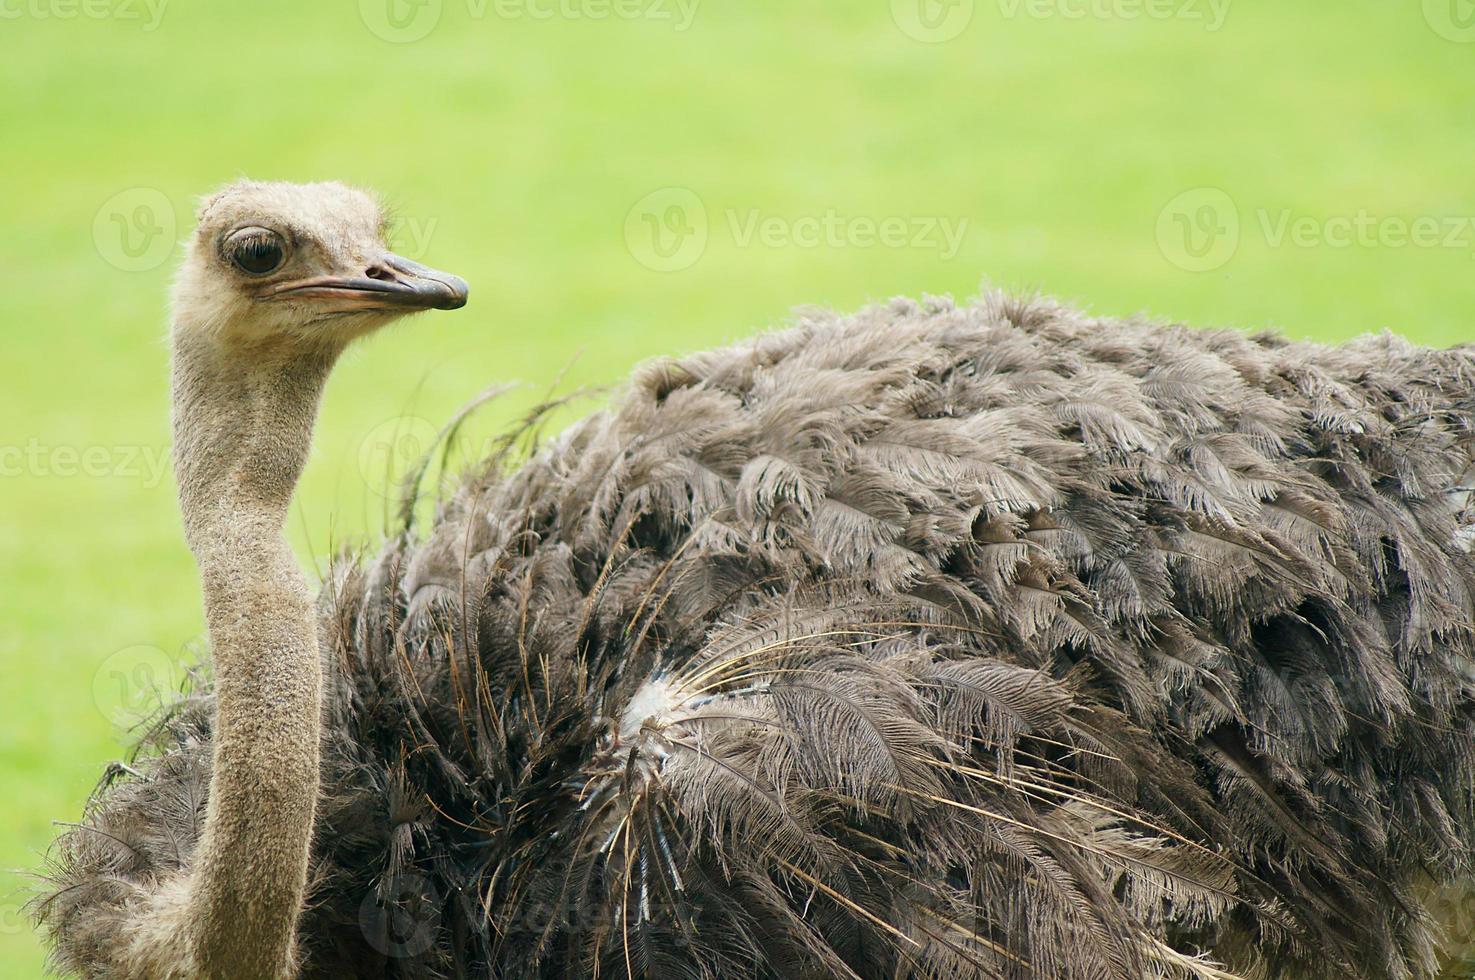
(268, 253, 469, 313)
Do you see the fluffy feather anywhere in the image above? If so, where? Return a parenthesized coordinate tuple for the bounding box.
(35, 293, 1475, 978)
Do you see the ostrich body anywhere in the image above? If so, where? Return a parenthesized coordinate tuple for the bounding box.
(36, 181, 1475, 979)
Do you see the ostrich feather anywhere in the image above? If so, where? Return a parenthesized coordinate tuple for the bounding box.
(35, 292, 1475, 978)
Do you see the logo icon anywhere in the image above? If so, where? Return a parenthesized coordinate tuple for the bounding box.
(891, 0, 974, 43)
(92, 645, 184, 734)
(360, 874, 441, 958)
(358, 415, 440, 498)
(93, 188, 177, 272)
(360, 0, 443, 42)
(1425, 0, 1475, 41)
(1425, 878, 1475, 961)
(624, 187, 709, 272)
(1156, 187, 1240, 272)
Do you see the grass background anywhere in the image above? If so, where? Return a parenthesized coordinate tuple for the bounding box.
(2, 0, 1473, 974)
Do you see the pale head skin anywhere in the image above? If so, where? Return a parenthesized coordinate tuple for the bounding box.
(175, 179, 466, 347)
(121, 180, 466, 980)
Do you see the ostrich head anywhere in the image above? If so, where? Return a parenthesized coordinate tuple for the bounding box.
(173, 179, 467, 349)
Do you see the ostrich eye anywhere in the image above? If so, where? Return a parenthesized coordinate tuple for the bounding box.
(224, 227, 287, 276)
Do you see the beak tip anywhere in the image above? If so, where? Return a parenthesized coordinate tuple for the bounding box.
(439, 278, 469, 310)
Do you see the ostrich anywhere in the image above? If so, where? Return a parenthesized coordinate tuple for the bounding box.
(34, 179, 1475, 980)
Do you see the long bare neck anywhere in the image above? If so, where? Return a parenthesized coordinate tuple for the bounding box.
(159, 331, 338, 979)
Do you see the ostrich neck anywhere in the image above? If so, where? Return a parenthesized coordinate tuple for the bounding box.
(167, 332, 338, 979)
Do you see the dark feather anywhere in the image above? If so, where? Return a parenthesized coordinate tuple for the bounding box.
(35, 293, 1475, 978)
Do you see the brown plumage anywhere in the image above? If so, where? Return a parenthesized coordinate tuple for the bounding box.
(34, 186, 1475, 978)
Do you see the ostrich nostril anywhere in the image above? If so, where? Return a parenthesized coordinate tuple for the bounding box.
(364, 264, 396, 282)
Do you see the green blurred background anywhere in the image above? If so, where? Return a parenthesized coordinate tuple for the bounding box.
(2, 0, 1472, 974)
